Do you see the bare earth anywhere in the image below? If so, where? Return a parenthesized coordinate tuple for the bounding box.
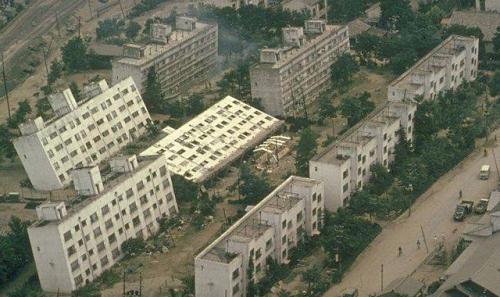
(323, 132, 500, 297)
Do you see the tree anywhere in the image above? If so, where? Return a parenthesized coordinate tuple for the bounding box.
(69, 81, 82, 102)
(121, 237, 145, 256)
(8, 99, 32, 128)
(239, 163, 271, 204)
(295, 128, 318, 176)
(47, 59, 63, 85)
(172, 175, 199, 202)
(143, 66, 163, 111)
(318, 92, 336, 123)
(389, 49, 417, 74)
(126, 21, 142, 40)
(62, 37, 88, 72)
(349, 190, 380, 219)
(352, 32, 381, 63)
(339, 92, 374, 127)
(489, 70, 500, 97)
(380, 0, 414, 30)
(186, 93, 205, 116)
(493, 27, 500, 54)
(367, 164, 393, 195)
(301, 265, 322, 292)
(391, 128, 412, 175)
(331, 53, 359, 87)
(247, 258, 257, 297)
(96, 18, 125, 40)
(327, 0, 366, 23)
(0, 124, 16, 161)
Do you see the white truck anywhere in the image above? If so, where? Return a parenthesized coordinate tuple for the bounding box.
(480, 165, 490, 180)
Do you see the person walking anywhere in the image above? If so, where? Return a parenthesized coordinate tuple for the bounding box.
(417, 239, 421, 249)
(398, 246, 403, 256)
(459, 189, 463, 198)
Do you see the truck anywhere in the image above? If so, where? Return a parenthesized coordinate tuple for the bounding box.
(474, 198, 489, 214)
(480, 165, 490, 180)
(454, 200, 474, 221)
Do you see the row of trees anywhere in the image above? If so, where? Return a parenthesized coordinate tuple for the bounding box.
(96, 19, 142, 41)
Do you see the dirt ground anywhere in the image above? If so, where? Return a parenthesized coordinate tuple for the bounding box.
(0, 203, 36, 233)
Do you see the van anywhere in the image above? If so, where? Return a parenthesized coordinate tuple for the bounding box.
(480, 165, 490, 180)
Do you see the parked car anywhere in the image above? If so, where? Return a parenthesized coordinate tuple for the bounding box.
(454, 200, 474, 221)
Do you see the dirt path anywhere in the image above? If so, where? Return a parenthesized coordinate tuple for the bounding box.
(323, 132, 500, 296)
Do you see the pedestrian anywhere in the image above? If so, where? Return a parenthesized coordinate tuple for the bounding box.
(459, 189, 463, 198)
(417, 239, 421, 249)
(484, 149, 487, 156)
(398, 246, 403, 256)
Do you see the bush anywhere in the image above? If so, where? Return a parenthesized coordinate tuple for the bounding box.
(121, 238, 146, 256)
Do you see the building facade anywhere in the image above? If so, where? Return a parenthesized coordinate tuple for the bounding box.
(388, 35, 479, 102)
(28, 154, 178, 294)
(194, 176, 324, 297)
(13, 78, 151, 191)
(140, 96, 283, 183)
(310, 101, 416, 211)
(250, 20, 350, 117)
(112, 17, 218, 97)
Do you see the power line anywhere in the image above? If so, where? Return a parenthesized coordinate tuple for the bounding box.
(1, 52, 11, 121)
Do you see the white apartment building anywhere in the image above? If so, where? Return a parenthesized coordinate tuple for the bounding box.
(250, 20, 350, 117)
(112, 17, 218, 97)
(28, 154, 178, 294)
(140, 96, 283, 183)
(310, 101, 416, 211)
(194, 176, 324, 297)
(13, 78, 151, 191)
(388, 35, 479, 102)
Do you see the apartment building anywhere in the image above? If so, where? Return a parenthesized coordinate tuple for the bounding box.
(310, 101, 416, 211)
(282, 0, 326, 19)
(194, 176, 324, 297)
(13, 78, 151, 191)
(28, 154, 178, 293)
(388, 35, 479, 102)
(250, 20, 350, 117)
(112, 17, 218, 96)
(140, 96, 283, 183)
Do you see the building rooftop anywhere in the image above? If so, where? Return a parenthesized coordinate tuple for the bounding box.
(252, 24, 347, 69)
(312, 101, 406, 164)
(197, 176, 321, 263)
(113, 21, 215, 67)
(139, 96, 283, 183)
(389, 35, 475, 91)
(449, 10, 500, 42)
(433, 231, 500, 296)
(30, 155, 159, 228)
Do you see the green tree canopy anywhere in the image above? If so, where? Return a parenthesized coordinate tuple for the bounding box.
(96, 18, 125, 40)
(126, 21, 142, 40)
(295, 128, 318, 176)
(239, 163, 271, 204)
(62, 37, 88, 72)
(380, 0, 414, 30)
(339, 92, 374, 127)
(330, 53, 360, 87)
(143, 66, 164, 111)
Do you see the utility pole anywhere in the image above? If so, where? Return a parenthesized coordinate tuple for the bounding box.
(122, 270, 126, 297)
(118, 0, 126, 19)
(420, 225, 429, 254)
(324, 0, 328, 23)
(1, 52, 11, 121)
(55, 12, 62, 37)
(78, 16, 82, 38)
(139, 272, 143, 297)
(380, 264, 384, 292)
(88, 0, 93, 18)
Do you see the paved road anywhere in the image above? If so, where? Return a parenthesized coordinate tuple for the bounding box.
(323, 135, 499, 297)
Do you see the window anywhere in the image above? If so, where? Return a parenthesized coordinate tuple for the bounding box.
(282, 220, 286, 229)
(101, 205, 110, 216)
(232, 284, 240, 295)
(162, 179, 170, 189)
(139, 195, 148, 205)
(166, 192, 174, 202)
(112, 248, 120, 260)
(129, 202, 138, 213)
(93, 227, 102, 238)
(143, 208, 151, 218)
(75, 224, 80, 232)
(296, 211, 303, 222)
(132, 216, 141, 227)
(136, 181, 145, 192)
(67, 245, 76, 257)
(126, 188, 134, 198)
(71, 260, 80, 272)
(64, 231, 72, 242)
(343, 169, 348, 179)
(282, 235, 287, 244)
(97, 241, 105, 252)
(266, 239, 273, 251)
(105, 219, 113, 230)
(342, 183, 348, 193)
(108, 233, 116, 244)
(232, 268, 239, 280)
(100, 256, 109, 267)
(255, 248, 262, 259)
(90, 212, 98, 223)
(159, 166, 167, 177)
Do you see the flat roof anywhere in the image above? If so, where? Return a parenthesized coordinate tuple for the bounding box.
(31, 155, 159, 228)
(140, 96, 283, 183)
(252, 24, 347, 70)
(312, 101, 411, 164)
(114, 22, 216, 67)
(197, 176, 321, 263)
(389, 35, 476, 90)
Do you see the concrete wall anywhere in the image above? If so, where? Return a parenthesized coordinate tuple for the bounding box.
(249, 67, 284, 117)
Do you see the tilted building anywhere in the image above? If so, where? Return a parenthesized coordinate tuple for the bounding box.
(250, 20, 350, 117)
(476, 0, 500, 12)
(13, 77, 151, 191)
(112, 17, 218, 97)
(310, 101, 416, 211)
(28, 154, 178, 293)
(195, 176, 324, 297)
(140, 96, 283, 183)
(388, 35, 479, 102)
